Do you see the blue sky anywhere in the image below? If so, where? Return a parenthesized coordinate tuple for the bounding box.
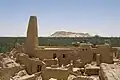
(0, 0, 120, 37)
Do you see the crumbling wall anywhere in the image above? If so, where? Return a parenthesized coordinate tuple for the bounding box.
(0, 64, 24, 80)
(58, 53, 74, 67)
(35, 49, 74, 59)
(43, 59, 58, 67)
(85, 64, 100, 76)
(12, 70, 41, 80)
(41, 67, 69, 80)
(35, 49, 76, 67)
(78, 45, 93, 64)
(35, 49, 61, 59)
(73, 59, 84, 68)
(16, 53, 46, 75)
(16, 53, 30, 64)
(73, 76, 99, 80)
(15, 43, 24, 53)
(96, 45, 113, 64)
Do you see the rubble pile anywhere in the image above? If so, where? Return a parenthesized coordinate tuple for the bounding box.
(99, 63, 120, 80)
(0, 52, 24, 80)
(11, 70, 28, 80)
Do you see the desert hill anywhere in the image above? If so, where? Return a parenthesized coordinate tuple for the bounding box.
(50, 31, 92, 37)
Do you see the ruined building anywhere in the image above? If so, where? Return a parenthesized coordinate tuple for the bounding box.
(24, 16, 113, 67)
(0, 16, 120, 80)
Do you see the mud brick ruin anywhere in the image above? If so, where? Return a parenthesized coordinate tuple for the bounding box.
(0, 16, 120, 80)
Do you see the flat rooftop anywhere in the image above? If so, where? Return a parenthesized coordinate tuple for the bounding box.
(44, 48, 72, 50)
(37, 47, 73, 50)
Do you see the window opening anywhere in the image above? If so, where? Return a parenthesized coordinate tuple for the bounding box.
(53, 53, 57, 59)
(37, 65, 42, 72)
(63, 54, 66, 58)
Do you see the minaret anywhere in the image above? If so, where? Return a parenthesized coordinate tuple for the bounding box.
(24, 16, 38, 56)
